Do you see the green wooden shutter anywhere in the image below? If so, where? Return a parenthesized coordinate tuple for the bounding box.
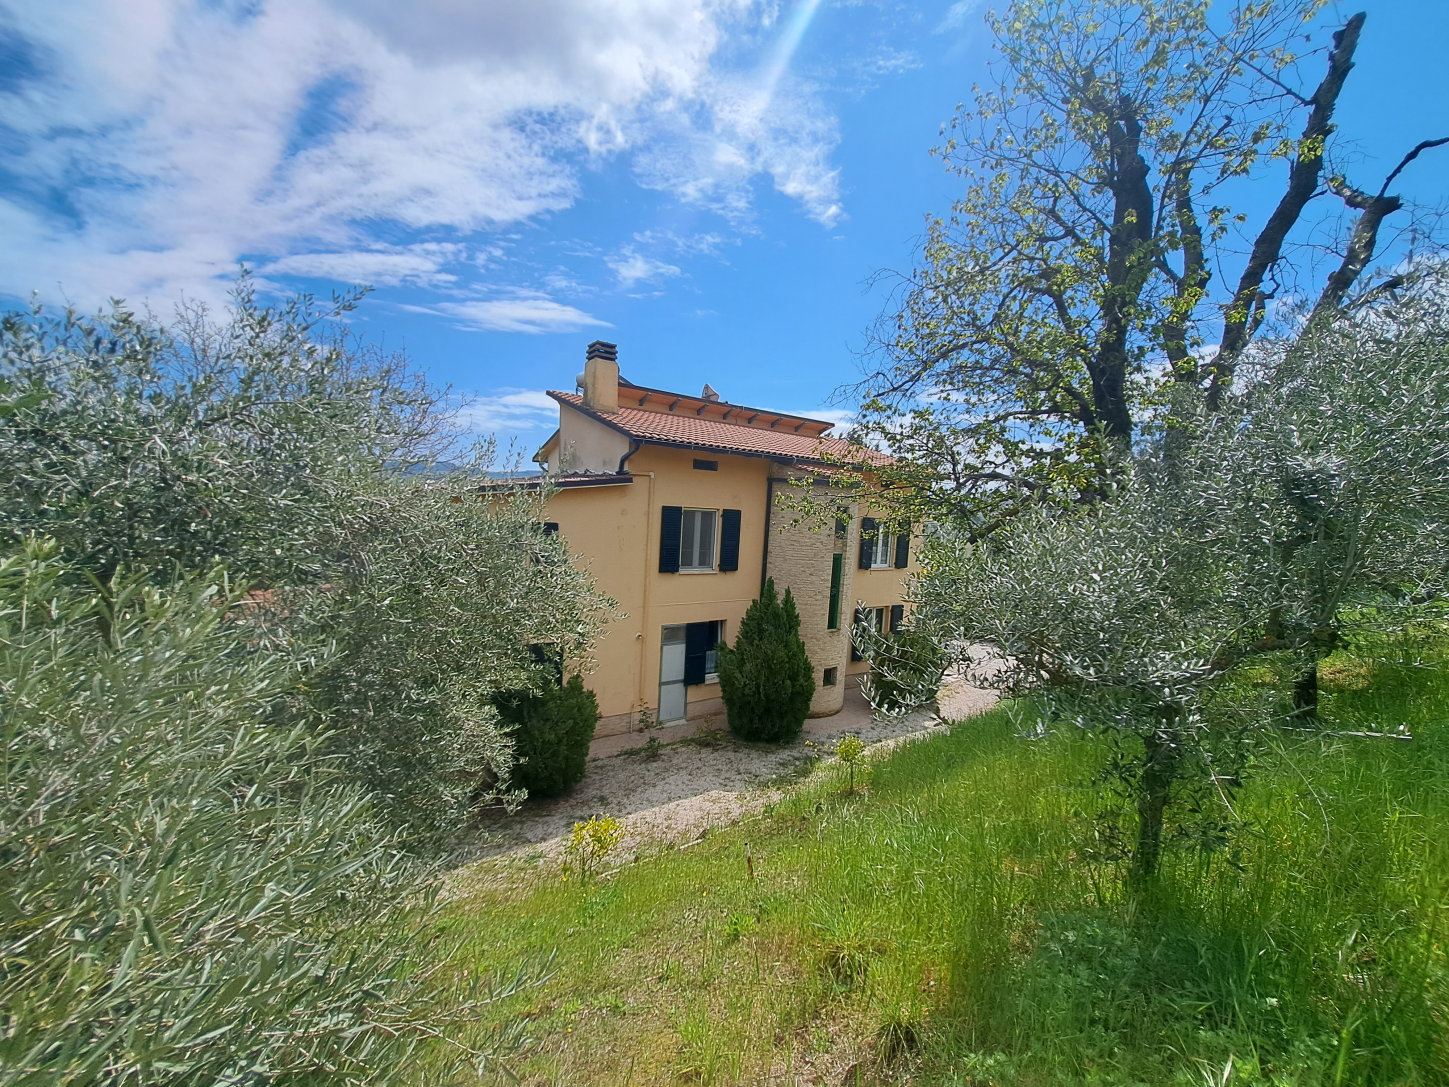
(827, 553, 843, 630)
(893, 530, 909, 569)
(659, 506, 682, 572)
(890, 604, 904, 633)
(850, 606, 869, 661)
(858, 518, 877, 569)
(684, 621, 714, 685)
(719, 509, 741, 571)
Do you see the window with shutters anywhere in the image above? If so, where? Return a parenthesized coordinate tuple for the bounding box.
(679, 508, 717, 571)
(869, 523, 892, 569)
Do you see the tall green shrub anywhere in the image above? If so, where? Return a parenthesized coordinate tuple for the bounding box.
(717, 577, 815, 742)
(0, 539, 513, 1085)
(495, 674, 600, 798)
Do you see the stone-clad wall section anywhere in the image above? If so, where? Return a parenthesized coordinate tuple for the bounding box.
(764, 476, 855, 717)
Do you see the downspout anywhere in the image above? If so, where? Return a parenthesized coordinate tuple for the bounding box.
(636, 466, 656, 714)
(618, 438, 643, 474)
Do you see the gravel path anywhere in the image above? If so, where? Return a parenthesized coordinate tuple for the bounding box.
(456, 666, 1000, 875)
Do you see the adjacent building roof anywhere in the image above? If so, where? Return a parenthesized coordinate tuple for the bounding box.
(548, 390, 889, 467)
(479, 471, 635, 492)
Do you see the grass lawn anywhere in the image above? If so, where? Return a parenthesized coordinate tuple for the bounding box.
(434, 635, 1449, 1085)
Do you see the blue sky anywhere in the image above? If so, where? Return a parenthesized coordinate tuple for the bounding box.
(2, 0, 1446, 459)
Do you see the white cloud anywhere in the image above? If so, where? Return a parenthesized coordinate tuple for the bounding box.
(0, 0, 846, 310)
(257, 243, 469, 288)
(936, 0, 988, 33)
(785, 407, 856, 431)
(632, 69, 843, 227)
(408, 297, 611, 334)
(456, 387, 560, 434)
(608, 249, 683, 288)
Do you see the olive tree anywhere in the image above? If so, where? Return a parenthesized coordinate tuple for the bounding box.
(0, 283, 609, 839)
(842, 0, 1445, 533)
(914, 276, 1449, 880)
(0, 539, 529, 1084)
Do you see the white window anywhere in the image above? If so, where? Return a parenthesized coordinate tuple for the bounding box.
(870, 523, 892, 569)
(869, 606, 888, 633)
(680, 508, 717, 571)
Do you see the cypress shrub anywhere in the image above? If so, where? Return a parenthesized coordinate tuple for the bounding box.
(717, 577, 815, 742)
(496, 674, 599, 798)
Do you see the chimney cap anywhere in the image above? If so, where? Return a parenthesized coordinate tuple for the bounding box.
(586, 340, 618, 362)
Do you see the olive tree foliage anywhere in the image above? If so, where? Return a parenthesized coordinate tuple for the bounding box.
(0, 283, 609, 839)
(843, 0, 1445, 533)
(0, 539, 530, 1085)
(271, 479, 608, 838)
(853, 621, 951, 718)
(913, 277, 1449, 880)
(0, 279, 443, 586)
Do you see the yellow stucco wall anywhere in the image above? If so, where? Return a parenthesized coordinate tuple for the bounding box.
(545, 444, 772, 730)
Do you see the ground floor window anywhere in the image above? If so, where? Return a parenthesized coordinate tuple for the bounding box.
(701, 619, 726, 680)
(823, 666, 838, 687)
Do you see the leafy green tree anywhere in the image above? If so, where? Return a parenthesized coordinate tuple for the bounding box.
(845, 0, 1445, 533)
(717, 577, 815, 743)
(0, 539, 526, 1084)
(495, 673, 601, 798)
(915, 276, 1449, 880)
(0, 283, 609, 840)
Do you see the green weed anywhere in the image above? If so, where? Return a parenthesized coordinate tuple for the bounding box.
(435, 637, 1449, 1085)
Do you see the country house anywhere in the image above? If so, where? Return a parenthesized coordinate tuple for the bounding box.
(519, 340, 916, 737)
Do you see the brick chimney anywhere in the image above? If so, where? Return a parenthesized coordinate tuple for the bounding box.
(582, 340, 619, 413)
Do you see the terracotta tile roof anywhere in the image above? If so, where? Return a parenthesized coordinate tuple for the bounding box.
(549, 391, 890, 466)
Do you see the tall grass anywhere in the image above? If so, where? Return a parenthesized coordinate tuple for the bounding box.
(440, 636, 1449, 1085)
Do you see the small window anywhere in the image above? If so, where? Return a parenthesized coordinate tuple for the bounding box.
(869, 524, 892, 570)
(680, 508, 718, 571)
(823, 667, 838, 687)
(703, 619, 726, 680)
(693, 458, 719, 471)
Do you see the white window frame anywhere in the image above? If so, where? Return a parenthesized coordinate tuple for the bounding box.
(870, 606, 888, 633)
(679, 508, 718, 572)
(869, 523, 892, 569)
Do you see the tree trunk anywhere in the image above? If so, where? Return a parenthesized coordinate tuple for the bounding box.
(1292, 661, 1320, 719)
(1130, 721, 1181, 884)
(1206, 13, 1365, 408)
